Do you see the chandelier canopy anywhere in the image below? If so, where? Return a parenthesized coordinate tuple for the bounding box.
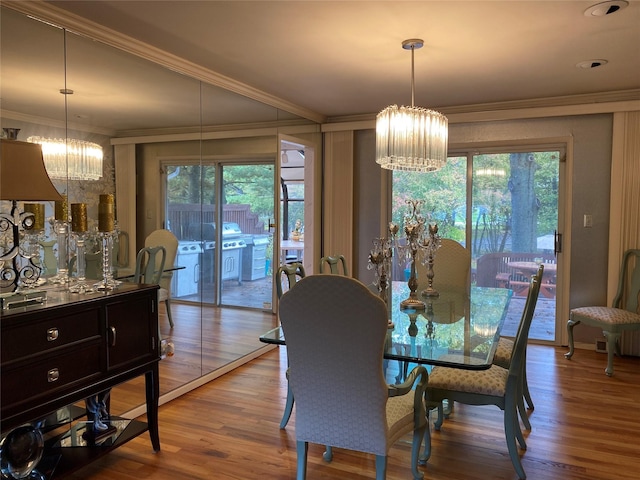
(27, 136, 103, 181)
(376, 39, 448, 173)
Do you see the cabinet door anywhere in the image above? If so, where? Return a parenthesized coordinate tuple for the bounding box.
(105, 292, 158, 371)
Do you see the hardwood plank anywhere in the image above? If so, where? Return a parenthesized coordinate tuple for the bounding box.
(64, 344, 640, 479)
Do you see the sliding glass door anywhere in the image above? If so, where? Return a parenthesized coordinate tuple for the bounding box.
(164, 160, 274, 310)
(392, 147, 561, 343)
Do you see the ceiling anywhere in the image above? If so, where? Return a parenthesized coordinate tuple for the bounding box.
(3, 0, 640, 128)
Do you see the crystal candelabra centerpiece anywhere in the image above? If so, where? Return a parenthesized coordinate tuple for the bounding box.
(367, 223, 398, 307)
(396, 199, 429, 310)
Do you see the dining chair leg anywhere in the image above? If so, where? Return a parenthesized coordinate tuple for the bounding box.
(517, 395, 531, 431)
(411, 422, 424, 480)
(296, 441, 308, 480)
(322, 445, 333, 462)
(412, 421, 426, 480)
(280, 383, 295, 428)
(523, 369, 534, 410)
(165, 298, 174, 328)
(374, 455, 387, 480)
(420, 407, 432, 464)
(504, 399, 527, 479)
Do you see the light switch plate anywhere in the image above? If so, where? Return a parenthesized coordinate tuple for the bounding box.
(584, 214, 593, 228)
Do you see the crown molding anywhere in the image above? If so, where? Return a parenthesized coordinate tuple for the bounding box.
(3, 0, 327, 125)
(322, 94, 640, 132)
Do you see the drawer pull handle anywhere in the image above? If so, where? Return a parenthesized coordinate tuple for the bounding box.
(48, 368, 59, 382)
(47, 328, 59, 342)
(110, 326, 117, 347)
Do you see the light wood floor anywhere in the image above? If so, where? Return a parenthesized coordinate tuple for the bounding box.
(66, 342, 640, 479)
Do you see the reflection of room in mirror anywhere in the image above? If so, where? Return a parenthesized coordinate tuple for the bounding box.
(0, 4, 319, 426)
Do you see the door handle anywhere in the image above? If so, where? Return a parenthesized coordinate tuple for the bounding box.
(554, 230, 562, 256)
(109, 326, 117, 347)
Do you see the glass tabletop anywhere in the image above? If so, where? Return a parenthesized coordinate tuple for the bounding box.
(260, 281, 513, 370)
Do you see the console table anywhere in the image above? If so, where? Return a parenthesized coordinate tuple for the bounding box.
(0, 283, 161, 478)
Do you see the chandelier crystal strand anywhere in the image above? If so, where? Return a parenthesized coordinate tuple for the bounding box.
(26, 136, 103, 181)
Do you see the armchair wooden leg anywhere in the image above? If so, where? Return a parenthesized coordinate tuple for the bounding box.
(522, 368, 534, 411)
(564, 319, 579, 359)
(374, 455, 387, 480)
(296, 441, 308, 480)
(279, 383, 295, 428)
(504, 400, 527, 479)
(603, 331, 620, 377)
(165, 298, 174, 328)
(322, 445, 333, 462)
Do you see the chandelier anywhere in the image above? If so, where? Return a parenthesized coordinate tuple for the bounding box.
(27, 136, 103, 181)
(376, 39, 448, 172)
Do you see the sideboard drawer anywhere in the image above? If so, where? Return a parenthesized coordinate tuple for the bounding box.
(1, 306, 101, 364)
(1, 340, 102, 411)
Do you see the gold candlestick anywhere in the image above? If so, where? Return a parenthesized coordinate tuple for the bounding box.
(98, 194, 115, 232)
(24, 203, 45, 231)
(71, 203, 88, 233)
(55, 194, 68, 221)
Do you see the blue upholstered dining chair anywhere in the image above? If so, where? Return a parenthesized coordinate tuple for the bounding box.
(423, 271, 542, 480)
(492, 264, 544, 430)
(417, 238, 470, 294)
(275, 262, 305, 429)
(565, 248, 640, 376)
(276, 262, 305, 299)
(133, 245, 166, 287)
(145, 229, 178, 328)
(319, 254, 349, 276)
(279, 274, 429, 480)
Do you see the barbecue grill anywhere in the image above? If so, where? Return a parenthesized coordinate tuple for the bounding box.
(188, 222, 246, 284)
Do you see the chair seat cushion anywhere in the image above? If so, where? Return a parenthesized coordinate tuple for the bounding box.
(493, 337, 513, 369)
(386, 394, 419, 444)
(570, 306, 640, 326)
(158, 288, 169, 302)
(429, 363, 509, 397)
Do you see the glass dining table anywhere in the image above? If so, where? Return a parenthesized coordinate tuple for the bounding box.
(259, 280, 513, 378)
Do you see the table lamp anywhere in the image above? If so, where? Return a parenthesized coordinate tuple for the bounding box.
(1, 139, 63, 292)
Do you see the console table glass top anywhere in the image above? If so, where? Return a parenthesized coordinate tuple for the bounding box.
(260, 281, 513, 370)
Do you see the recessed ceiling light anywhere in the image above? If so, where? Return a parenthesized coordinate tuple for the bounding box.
(576, 59, 608, 69)
(584, 1, 628, 17)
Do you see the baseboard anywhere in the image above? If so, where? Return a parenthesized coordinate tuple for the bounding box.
(122, 343, 277, 419)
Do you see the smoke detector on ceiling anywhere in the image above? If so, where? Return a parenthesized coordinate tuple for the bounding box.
(576, 59, 608, 69)
(584, 1, 628, 17)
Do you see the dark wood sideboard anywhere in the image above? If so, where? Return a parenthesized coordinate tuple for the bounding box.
(0, 283, 161, 478)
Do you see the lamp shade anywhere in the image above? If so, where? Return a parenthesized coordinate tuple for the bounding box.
(0, 139, 63, 201)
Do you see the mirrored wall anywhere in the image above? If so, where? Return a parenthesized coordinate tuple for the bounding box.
(0, 5, 320, 414)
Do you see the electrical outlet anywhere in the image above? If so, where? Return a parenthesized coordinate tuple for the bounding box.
(584, 214, 593, 228)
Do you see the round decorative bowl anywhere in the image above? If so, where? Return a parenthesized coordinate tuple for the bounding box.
(0, 425, 44, 479)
